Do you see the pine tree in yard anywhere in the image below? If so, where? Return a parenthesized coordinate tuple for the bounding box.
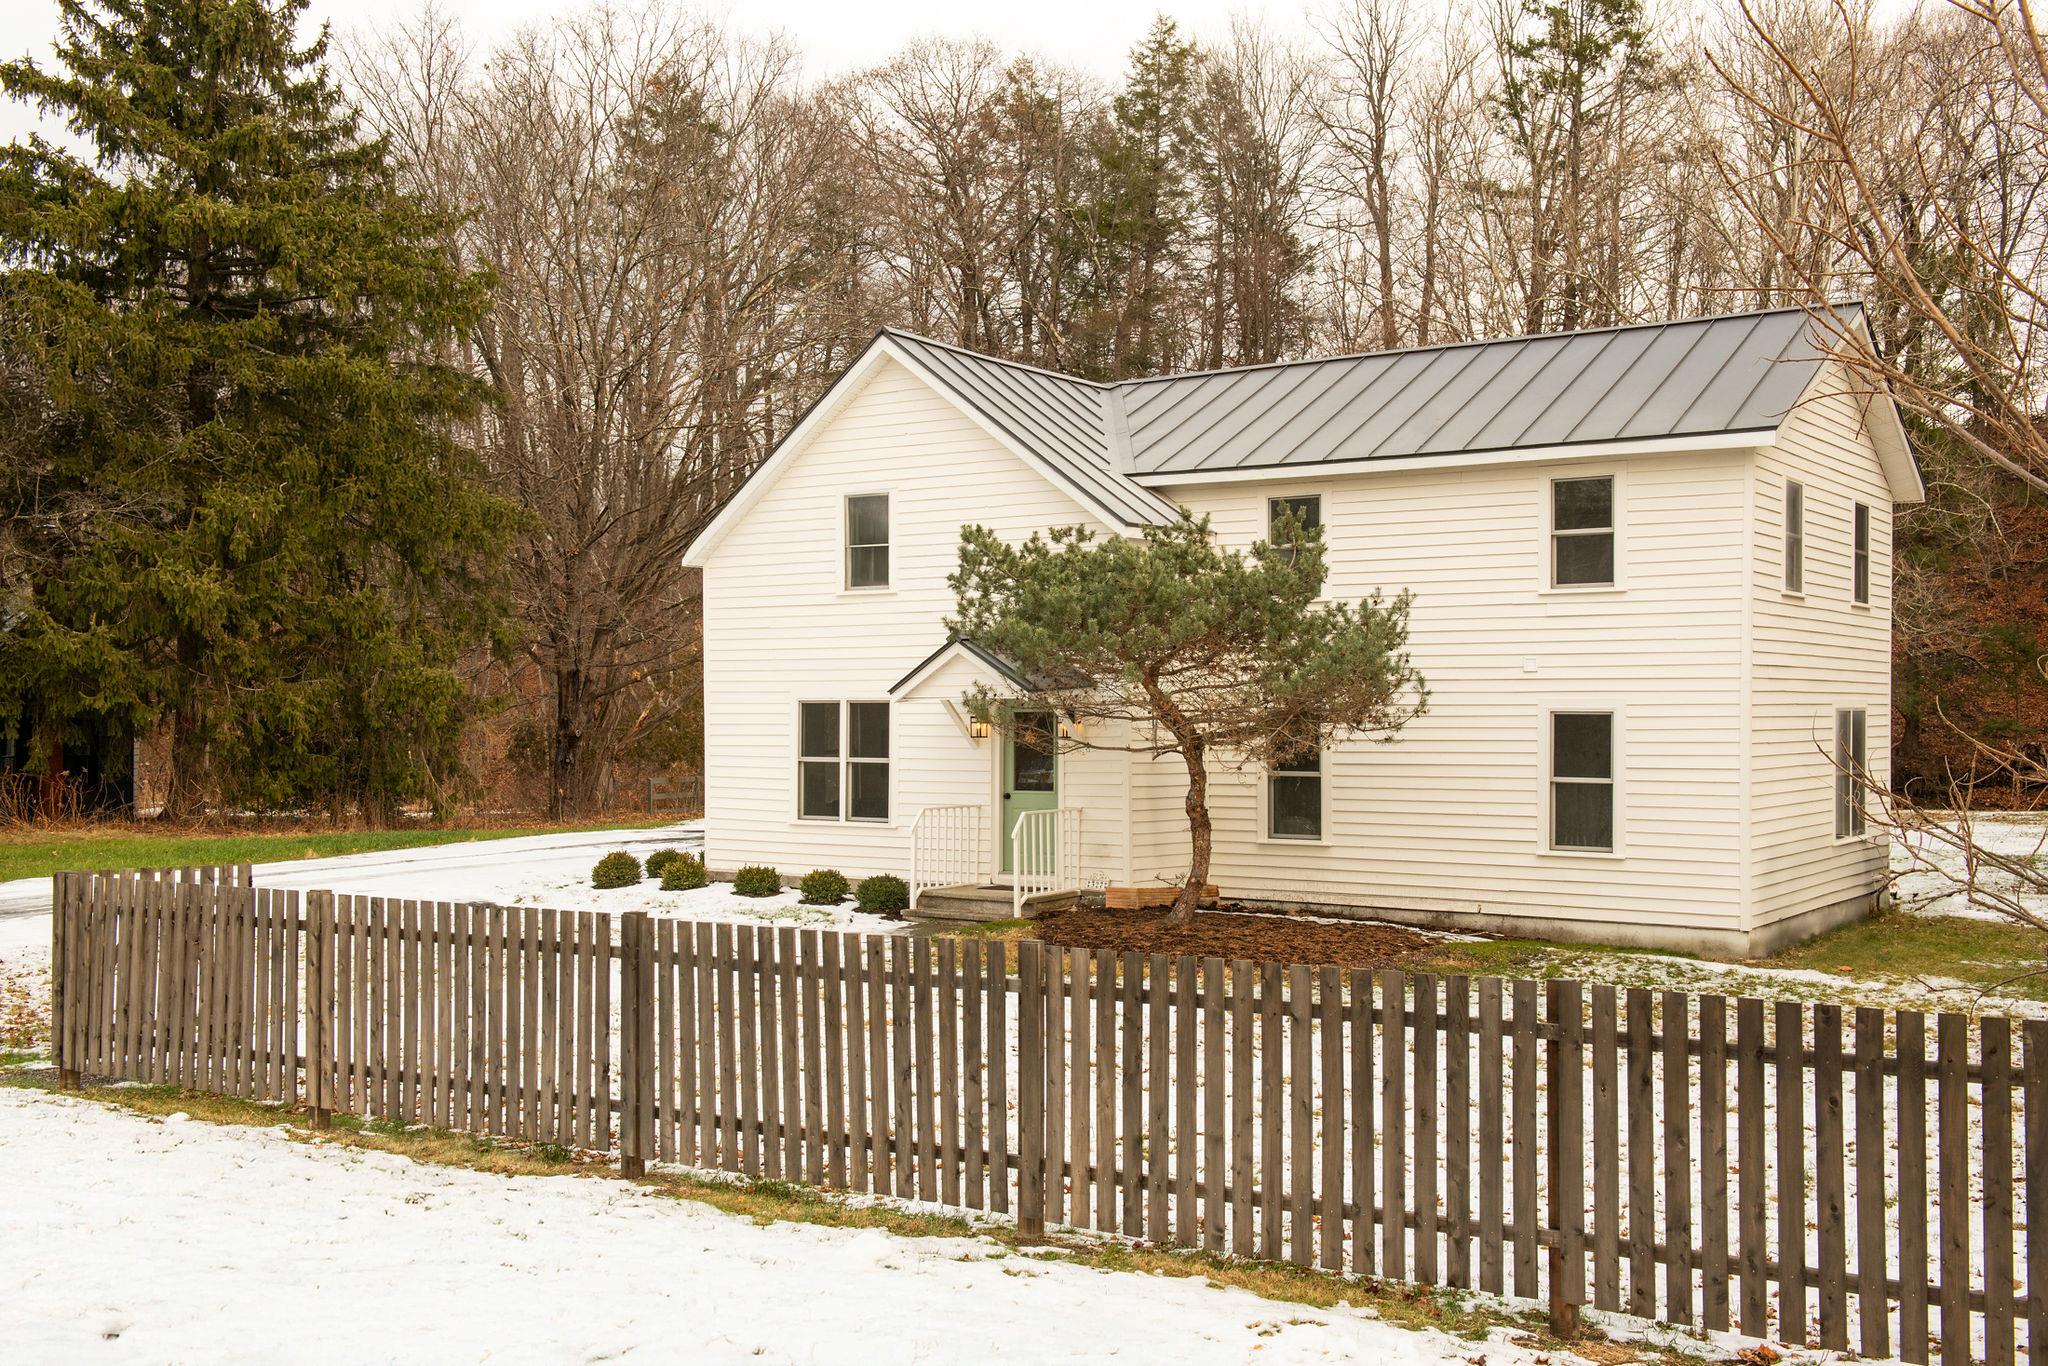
(949, 509, 1427, 926)
(0, 0, 513, 821)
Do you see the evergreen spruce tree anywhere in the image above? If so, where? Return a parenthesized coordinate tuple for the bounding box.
(0, 0, 511, 820)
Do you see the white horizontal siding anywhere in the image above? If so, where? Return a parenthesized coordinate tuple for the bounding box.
(1749, 365, 1893, 928)
(700, 357, 1128, 883)
(1135, 452, 1752, 936)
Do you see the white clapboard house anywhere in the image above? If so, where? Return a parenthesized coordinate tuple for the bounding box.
(682, 306, 1919, 954)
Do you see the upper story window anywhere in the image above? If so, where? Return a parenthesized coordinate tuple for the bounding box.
(1852, 503, 1871, 605)
(845, 494, 890, 589)
(1267, 748, 1322, 840)
(1549, 711, 1615, 851)
(1550, 476, 1615, 587)
(1835, 707, 1867, 837)
(1783, 480, 1805, 593)
(1268, 495, 1322, 564)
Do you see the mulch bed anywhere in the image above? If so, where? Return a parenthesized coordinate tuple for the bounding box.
(1034, 904, 1439, 970)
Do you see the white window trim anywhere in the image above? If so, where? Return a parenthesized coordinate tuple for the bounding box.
(1833, 705, 1870, 843)
(792, 699, 895, 826)
(1537, 703, 1626, 859)
(1256, 748, 1328, 846)
(842, 492, 893, 593)
(1541, 470, 1625, 595)
(1851, 502, 1872, 607)
(1782, 479, 1805, 597)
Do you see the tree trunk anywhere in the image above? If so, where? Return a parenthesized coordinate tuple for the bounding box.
(1168, 738, 1211, 928)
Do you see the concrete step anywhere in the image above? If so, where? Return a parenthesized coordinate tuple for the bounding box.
(910, 884, 1079, 923)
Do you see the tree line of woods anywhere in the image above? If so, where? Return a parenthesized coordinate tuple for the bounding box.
(1, 0, 2042, 823)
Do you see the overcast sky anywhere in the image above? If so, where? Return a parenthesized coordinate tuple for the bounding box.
(0, 0, 1309, 149)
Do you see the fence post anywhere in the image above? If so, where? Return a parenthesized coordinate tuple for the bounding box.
(1017, 939, 1046, 1240)
(53, 872, 79, 1090)
(1547, 978, 1585, 1339)
(619, 911, 654, 1178)
(305, 891, 333, 1129)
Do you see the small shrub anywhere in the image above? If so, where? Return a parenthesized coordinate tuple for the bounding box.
(535, 1142, 573, 1165)
(660, 853, 708, 891)
(644, 848, 685, 880)
(855, 874, 910, 916)
(591, 851, 642, 889)
(798, 868, 850, 905)
(732, 865, 782, 897)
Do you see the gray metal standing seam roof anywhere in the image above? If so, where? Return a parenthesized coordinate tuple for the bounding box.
(877, 305, 1853, 514)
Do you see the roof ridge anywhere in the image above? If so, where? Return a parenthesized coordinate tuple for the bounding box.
(876, 327, 1111, 389)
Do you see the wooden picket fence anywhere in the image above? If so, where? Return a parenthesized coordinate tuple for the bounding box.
(51, 867, 2044, 1365)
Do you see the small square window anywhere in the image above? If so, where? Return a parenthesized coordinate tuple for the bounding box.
(1551, 477, 1615, 587)
(846, 494, 890, 589)
(1267, 748, 1322, 840)
(1268, 495, 1322, 565)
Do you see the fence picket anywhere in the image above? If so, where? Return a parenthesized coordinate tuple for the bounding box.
(1939, 1012, 1970, 1365)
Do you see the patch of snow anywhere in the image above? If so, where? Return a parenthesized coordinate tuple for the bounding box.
(1891, 811, 2048, 922)
(0, 1085, 1773, 1365)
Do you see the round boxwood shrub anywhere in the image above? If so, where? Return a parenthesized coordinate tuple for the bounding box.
(732, 865, 782, 897)
(660, 853, 708, 891)
(591, 851, 642, 889)
(798, 868, 850, 905)
(855, 874, 910, 916)
(644, 848, 685, 880)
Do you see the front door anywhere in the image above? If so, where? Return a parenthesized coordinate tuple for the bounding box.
(1000, 709, 1059, 874)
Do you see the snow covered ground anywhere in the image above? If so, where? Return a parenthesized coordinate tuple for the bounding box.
(0, 1083, 1746, 1366)
(1891, 810, 2048, 922)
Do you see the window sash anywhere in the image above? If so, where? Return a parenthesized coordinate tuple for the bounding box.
(1549, 711, 1615, 851)
(1267, 759, 1322, 840)
(1784, 481, 1805, 592)
(799, 701, 889, 821)
(1551, 477, 1615, 587)
(846, 494, 890, 589)
(1853, 503, 1871, 604)
(1835, 708, 1867, 838)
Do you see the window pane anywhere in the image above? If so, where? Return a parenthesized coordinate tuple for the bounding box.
(1269, 495, 1321, 536)
(1269, 774, 1321, 839)
(847, 494, 889, 546)
(799, 759, 840, 819)
(1552, 781, 1613, 850)
(1854, 505, 1871, 602)
(1010, 714, 1056, 793)
(799, 702, 839, 758)
(849, 702, 890, 759)
(1553, 532, 1614, 586)
(1552, 712, 1612, 780)
(848, 545, 889, 589)
(1552, 477, 1612, 531)
(849, 761, 888, 821)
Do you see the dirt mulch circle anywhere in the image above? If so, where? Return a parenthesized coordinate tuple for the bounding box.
(1034, 904, 1438, 970)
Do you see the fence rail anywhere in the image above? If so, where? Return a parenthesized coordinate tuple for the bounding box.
(50, 867, 2042, 1365)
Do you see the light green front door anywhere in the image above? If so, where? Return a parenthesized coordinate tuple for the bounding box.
(1000, 710, 1059, 874)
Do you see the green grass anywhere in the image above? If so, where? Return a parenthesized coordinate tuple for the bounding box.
(0, 817, 680, 884)
(1761, 911, 2048, 1001)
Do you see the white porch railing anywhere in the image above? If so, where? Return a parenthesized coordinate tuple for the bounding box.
(910, 804, 984, 907)
(1011, 806, 1082, 917)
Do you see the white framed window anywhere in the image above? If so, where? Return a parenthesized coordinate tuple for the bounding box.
(1835, 708, 1867, 838)
(1549, 475, 1615, 588)
(1268, 494, 1322, 564)
(1548, 711, 1615, 851)
(1266, 748, 1323, 841)
(798, 701, 891, 822)
(845, 493, 890, 589)
(1852, 503, 1871, 605)
(1783, 480, 1805, 593)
